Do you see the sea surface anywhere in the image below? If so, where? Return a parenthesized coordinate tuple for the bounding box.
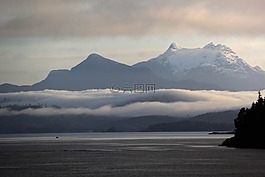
(0, 132, 265, 177)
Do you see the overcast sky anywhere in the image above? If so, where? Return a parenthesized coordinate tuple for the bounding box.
(1, 0, 265, 85)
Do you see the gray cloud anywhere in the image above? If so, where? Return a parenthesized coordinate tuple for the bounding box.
(0, 89, 260, 117)
(0, 0, 265, 38)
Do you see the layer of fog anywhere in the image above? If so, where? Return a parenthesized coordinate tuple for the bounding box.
(0, 89, 262, 117)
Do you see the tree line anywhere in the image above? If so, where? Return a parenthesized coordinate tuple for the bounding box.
(221, 91, 265, 148)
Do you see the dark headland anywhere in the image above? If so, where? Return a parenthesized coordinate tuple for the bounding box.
(221, 91, 265, 148)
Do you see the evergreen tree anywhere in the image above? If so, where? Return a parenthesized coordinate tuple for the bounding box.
(222, 91, 265, 148)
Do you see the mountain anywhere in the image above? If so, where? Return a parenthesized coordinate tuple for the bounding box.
(0, 83, 31, 93)
(188, 110, 238, 124)
(27, 53, 193, 91)
(143, 110, 238, 132)
(0, 53, 222, 93)
(94, 116, 181, 132)
(1, 42, 265, 92)
(32, 53, 173, 91)
(0, 110, 237, 134)
(134, 42, 265, 91)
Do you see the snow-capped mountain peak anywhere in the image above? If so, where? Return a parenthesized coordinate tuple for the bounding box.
(203, 42, 216, 49)
(166, 43, 182, 52)
(134, 42, 265, 90)
(203, 42, 234, 55)
(154, 42, 244, 72)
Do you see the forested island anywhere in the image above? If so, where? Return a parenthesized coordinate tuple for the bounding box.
(221, 92, 265, 148)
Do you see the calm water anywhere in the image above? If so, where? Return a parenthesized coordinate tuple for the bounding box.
(0, 132, 265, 177)
(0, 131, 231, 140)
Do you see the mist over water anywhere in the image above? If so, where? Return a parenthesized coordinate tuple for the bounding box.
(0, 89, 260, 117)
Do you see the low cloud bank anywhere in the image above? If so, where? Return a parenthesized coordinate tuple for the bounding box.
(0, 89, 261, 117)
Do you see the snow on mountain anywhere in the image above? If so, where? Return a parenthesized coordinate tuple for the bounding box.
(134, 42, 265, 91)
(153, 42, 256, 75)
(165, 43, 183, 52)
(0, 42, 265, 92)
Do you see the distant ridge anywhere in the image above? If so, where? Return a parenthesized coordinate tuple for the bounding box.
(0, 110, 238, 133)
(134, 42, 265, 91)
(1, 43, 265, 92)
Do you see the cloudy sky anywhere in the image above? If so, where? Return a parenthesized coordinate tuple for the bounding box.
(1, 0, 265, 85)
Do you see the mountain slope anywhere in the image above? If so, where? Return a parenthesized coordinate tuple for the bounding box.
(1, 42, 265, 92)
(32, 53, 176, 91)
(95, 110, 238, 132)
(134, 43, 265, 91)
(0, 83, 32, 93)
(143, 110, 238, 132)
(0, 110, 237, 133)
(0, 52, 223, 92)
